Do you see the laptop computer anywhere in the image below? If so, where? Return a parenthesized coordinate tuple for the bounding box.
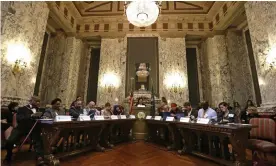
(175, 113, 185, 120)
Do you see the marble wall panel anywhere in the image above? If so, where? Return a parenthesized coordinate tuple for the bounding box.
(1, 2, 49, 106)
(199, 36, 233, 107)
(159, 38, 189, 106)
(226, 31, 255, 107)
(245, 2, 276, 109)
(40, 33, 83, 107)
(77, 46, 91, 105)
(97, 38, 127, 106)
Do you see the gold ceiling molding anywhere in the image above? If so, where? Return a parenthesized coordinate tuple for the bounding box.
(72, 1, 216, 17)
(46, 1, 246, 42)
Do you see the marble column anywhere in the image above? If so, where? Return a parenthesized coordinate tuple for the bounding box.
(245, 2, 276, 110)
(200, 35, 233, 107)
(97, 38, 127, 106)
(40, 32, 84, 107)
(225, 30, 255, 107)
(159, 37, 189, 106)
(1, 2, 49, 106)
(79, 46, 92, 105)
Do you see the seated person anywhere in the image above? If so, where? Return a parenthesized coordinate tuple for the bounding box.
(1, 102, 19, 124)
(101, 102, 113, 117)
(4, 96, 44, 165)
(84, 101, 101, 118)
(2, 102, 19, 145)
(197, 102, 217, 155)
(158, 97, 169, 116)
(42, 98, 64, 119)
(135, 98, 146, 107)
(217, 102, 237, 123)
(241, 99, 258, 123)
(70, 96, 81, 108)
(183, 102, 198, 120)
(69, 100, 84, 119)
(170, 103, 181, 117)
(198, 101, 217, 122)
(113, 105, 124, 115)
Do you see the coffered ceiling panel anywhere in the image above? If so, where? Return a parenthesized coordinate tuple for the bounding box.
(73, 1, 216, 17)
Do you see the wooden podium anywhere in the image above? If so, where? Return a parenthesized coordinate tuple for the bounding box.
(132, 106, 151, 140)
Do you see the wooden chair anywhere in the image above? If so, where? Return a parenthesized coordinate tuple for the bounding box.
(248, 118, 276, 165)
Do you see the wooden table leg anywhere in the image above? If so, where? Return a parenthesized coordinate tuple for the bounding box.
(41, 128, 60, 166)
(228, 131, 249, 166)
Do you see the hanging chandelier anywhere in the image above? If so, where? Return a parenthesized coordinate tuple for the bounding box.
(125, 0, 161, 27)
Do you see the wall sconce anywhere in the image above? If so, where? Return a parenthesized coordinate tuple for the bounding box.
(12, 59, 27, 75)
(101, 72, 120, 93)
(6, 42, 30, 75)
(164, 71, 185, 93)
(170, 83, 182, 93)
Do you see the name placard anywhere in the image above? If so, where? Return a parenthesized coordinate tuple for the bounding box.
(94, 116, 104, 120)
(55, 115, 71, 122)
(197, 118, 210, 124)
(228, 114, 234, 118)
(120, 115, 127, 119)
(146, 116, 152, 119)
(129, 115, 136, 119)
(154, 116, 162, 120)
(180, 117, 190, 123)
(166, 117, 174, 121)
(111, 115, 119, 120)
(77, 115, 91, 121)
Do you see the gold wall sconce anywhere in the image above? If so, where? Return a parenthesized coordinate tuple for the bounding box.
(101, 72, 120, 93)
(12, 59, 27, 75)
(164, 71, 185, 93)
(6, 42, 30, 75)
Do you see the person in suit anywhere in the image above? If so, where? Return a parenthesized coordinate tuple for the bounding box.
(42, 98, 64, 119)
(70, 96, 81, 108)
(3, 96, 44, 165)
(183, 102, 198, 119)
(69, 100, 84, 119)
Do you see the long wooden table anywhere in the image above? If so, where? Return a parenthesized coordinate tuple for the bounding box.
(146, 119, 256, 166)
(39, 119, 135, 165)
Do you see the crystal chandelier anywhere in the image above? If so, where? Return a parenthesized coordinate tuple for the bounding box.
(125, 0, 161, 27)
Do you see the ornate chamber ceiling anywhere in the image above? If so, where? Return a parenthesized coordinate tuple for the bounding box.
(46, 1, 247, 45)
(73, 1, 215, 16)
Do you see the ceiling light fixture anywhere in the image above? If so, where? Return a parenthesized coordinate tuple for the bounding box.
(125, 0, 161, 27)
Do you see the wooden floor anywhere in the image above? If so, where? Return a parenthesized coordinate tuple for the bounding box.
(2, 141, 221, 166)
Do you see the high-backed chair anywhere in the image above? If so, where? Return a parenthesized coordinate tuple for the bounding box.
(248, 118, 276, 164)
